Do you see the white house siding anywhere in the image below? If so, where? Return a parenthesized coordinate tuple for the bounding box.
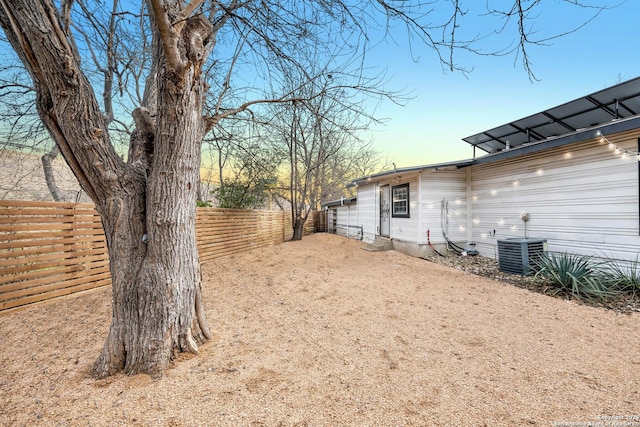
(382, 175, 420, 243)
(355, 176, 422, 244)
(355, 183, 377, 243)
(469, 134, 640, 261)
(334, 203, 359, 238)
(418, 169, 468, 245)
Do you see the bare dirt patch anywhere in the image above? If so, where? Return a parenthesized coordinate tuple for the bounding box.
(1, 233, 639, 426)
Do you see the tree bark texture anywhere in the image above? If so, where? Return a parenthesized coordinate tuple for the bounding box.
(0, 0, 212, 377)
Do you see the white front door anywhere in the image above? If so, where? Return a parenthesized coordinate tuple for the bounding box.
(380, 185, 390, 237)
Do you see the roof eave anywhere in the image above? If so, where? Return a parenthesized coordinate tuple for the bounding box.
(350, 159, 474, 187)
(472, 115, 640, 165)
(321, 197, 357, 208)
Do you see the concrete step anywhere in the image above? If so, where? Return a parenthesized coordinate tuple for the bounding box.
(362, 238, 393, 252)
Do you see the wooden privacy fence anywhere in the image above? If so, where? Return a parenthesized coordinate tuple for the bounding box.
(196, 208, 291, 262)
(0, 200, 316, 313)
(0, 201, 110, 313)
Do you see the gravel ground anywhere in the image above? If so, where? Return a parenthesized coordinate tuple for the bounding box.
(1, 234, 638, 426)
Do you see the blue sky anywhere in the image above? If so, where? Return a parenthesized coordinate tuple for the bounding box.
(1, 0, 635, 172)
(362, 1, 640, 167)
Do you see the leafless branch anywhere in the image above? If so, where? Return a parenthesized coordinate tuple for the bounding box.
(147, 0, 185, 71)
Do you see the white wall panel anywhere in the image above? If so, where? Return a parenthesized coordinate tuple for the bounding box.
(382, 176, 420, 242)
(470, 137, 640, 261)
(333, 203, 360, 239)
(418, 169, 468, 245)
(335, 205, 349, 226)
(355, 183, 376, 243)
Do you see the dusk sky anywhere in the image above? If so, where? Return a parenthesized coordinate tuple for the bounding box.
(361, 1, 639, 168)
(0, 1, 636, 173)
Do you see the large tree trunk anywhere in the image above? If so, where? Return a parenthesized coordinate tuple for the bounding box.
(0, 0, 212, 378)
(92, 18, 213, 376)
(91, 8, 214, 378)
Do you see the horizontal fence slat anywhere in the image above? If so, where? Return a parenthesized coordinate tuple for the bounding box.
(0, 259, 110, 286)
(0, 221, 103, 233)
(0, 247, 109, 268)
(0, 216, 102, 225)
(0, 200, 96, 209)
(1, 267, 111, 299)
(0, 278, 112, 311)
(0, 234, 107, 250)
(0, 253, 109, 277)
(0, 207, 99, 216)
(1, 201, 316, 313)
(0, 241, 107, 259)
(0, 229, 106, 243)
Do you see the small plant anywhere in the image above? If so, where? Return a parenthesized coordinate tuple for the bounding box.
(196, 200, 212, 208)
(534, 252, 612, 301)
(603, 255, 640, 297)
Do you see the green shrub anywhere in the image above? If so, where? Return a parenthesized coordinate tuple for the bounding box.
(534, 252, 612, 301)
(197, 200, 212, 208)
(214, 180, 272, 210)
(602, 255, 640, 297)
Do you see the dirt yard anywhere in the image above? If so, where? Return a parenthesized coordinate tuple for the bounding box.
(1, 233, 639, 426)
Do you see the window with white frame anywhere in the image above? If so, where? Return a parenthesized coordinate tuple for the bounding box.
(392, 183, 409, 218)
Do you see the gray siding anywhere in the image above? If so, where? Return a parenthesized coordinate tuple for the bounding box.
(383, 176, 419, 243)
(334, 204, 359, 239)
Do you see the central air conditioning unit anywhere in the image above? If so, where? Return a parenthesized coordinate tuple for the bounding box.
(497, 238, 547, 275)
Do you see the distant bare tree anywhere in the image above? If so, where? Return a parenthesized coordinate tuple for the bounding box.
(265, 53, 390, 240)
(319, 141, 392, 203)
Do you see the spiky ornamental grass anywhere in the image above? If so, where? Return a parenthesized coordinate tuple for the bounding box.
(533, 252, 613, 302)
(603, 255, 640, 297)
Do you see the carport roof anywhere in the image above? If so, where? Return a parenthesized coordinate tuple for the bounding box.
(463, 76, 640, 154)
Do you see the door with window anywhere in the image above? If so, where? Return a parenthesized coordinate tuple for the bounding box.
(380, 185, 390, 237)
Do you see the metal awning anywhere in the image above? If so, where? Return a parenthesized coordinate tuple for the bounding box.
(463, 76, 640, 153)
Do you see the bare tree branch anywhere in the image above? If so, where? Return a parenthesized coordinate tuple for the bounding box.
(147, 0, 185, 71)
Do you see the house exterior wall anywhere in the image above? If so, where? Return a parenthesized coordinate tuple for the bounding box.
(355, 170, 469, 254)
(332, 203, 359, 238)
(418, 169, 468, 246)
(352, 130, 640, 262)
(334, 204, 348, 227)
(385, 175, 420, 242)
(355, 183, 377, 243)
(469, 133, 640, 261)
(355, 176, 422, 244)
